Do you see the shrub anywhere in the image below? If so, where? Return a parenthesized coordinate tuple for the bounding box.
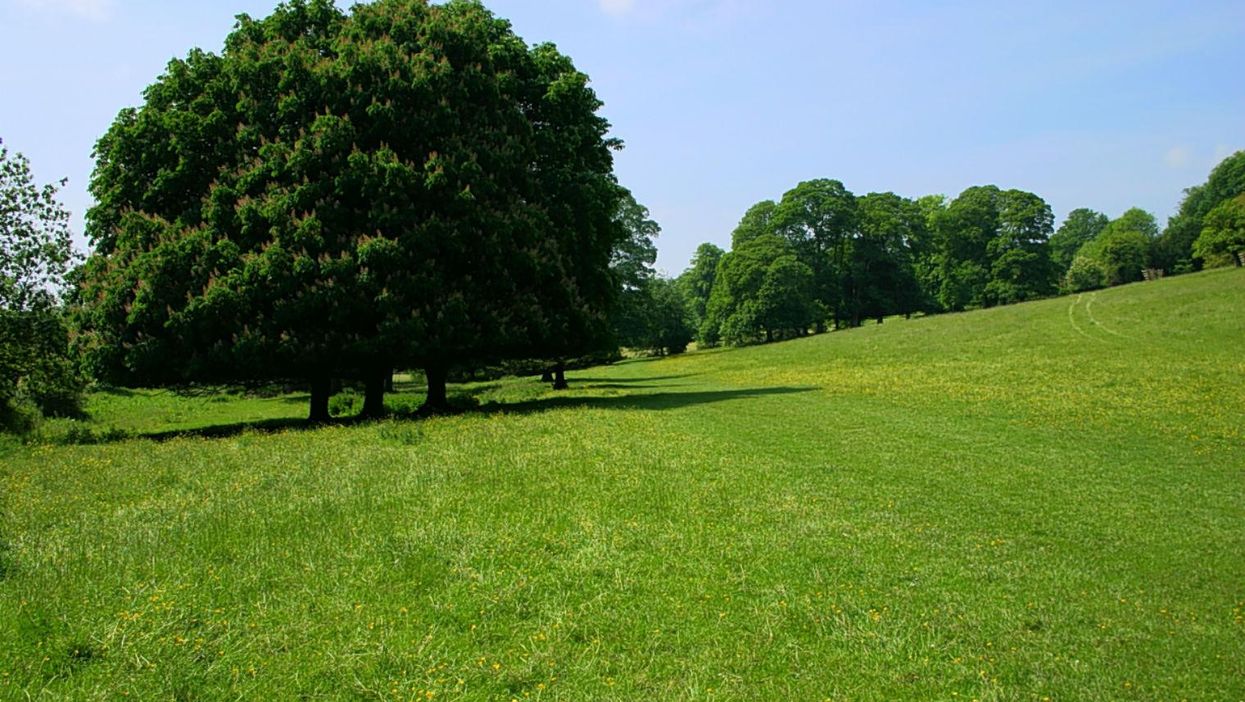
(1064, 256, 1107, 292)
(1, 310, 85, 432)
(328, 391, 360, 418)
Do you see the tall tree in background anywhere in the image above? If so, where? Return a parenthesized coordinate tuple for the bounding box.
(1076, 208, 1158, 286)
(1193, 193, 1245, 267)
(1, 139, 83, 429)
(1156, 150, 1245, 272)
(771, 179, 858, 330)
(703, 234, 819, 345)
(77, 0, 622, 420)
(611, 190, 659, 298)
(913, 194, 947, 312)
(932, 186, 1055, 310)
(730, 200, 777, 248)
(1050, 208, 1109, 274)
(616, 276, 692, 355)
(850, 192, 925, 324)
(677, 242, 723, 341)
(931, 186, 999, 311)
(984, 189, 1057, 306)
(610, 191, 691, 355)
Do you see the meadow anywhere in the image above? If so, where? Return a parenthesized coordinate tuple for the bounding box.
(1, 268, 1242, 700)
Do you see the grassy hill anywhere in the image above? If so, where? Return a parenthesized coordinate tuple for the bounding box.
(2, 268, 1243, 700)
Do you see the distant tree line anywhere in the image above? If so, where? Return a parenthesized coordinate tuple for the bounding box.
(673, 150, 1245, 347)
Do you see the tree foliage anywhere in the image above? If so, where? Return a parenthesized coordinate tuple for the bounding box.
(1064, 255, 1107, 292)
(677, 242, 723, 340)
(1193, 193, 1245, 267)
(0, 139, 83, 430)
(1157, 150, 1245, 271)
(1050, 208, 1108, 273)
(616, 276, 692, 355)
(730, 200, 777, 249)
(931, 186, 1056, 311)
(703, 234, 819, 345)
(610, 193, 691, 354)
(771, 179, 858, 328)
(76, 0, 623, 419)
(611, 190, 659, 293)
(851, 192, 926, 322)
(1077, 208, 1158, 285)
(1, 140, 74, 313)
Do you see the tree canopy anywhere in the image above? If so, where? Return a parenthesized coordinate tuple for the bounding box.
(76, 0, 623, 420)
(1157, 150, 1245, 271)
(1, 140, 74, 314)
(677, 242, 723, 342)
(1193, 193, 1245, 267)
(1050, 208, 1108, 274)
(610, 191, 692, 356)
(703, 234, 820, 345)
(771, 179, 859, 329)
(1, 139, 82, 430)
(930, 186, 1056, 311)
(1077, 208, 1158, 286)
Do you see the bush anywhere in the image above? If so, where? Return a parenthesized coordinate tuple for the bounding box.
(328, 391, 361, 418)
(1, 310, 85, 433)
(1064, 256, 1107, 293)
(0, 398, 41, 434)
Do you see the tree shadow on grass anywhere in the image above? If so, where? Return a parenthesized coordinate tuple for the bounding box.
(475, 385, 816, 416)
(138, 416, 317, 442)
(69, 384, 815, 444)
(568, 372, 702, 384)
(95, 386, 138, 398)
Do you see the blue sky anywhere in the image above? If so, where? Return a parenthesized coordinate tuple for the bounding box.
(2, 0, 1243, 273)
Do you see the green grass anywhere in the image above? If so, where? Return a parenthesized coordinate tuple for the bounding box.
(2, 268, 1243, 700)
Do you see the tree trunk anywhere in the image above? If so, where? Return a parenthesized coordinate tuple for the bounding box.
(552, 361, 569, 390)
(385, 368, 395, 393)
(422, 363, 449, 413)
(360, 368, 387, 419)
(765, 328, 774, 343)
(308, 376, 332, 423)
(876, 315, 884, 325)
(541, 367, 554, 383)
(815, 321, 826, 334)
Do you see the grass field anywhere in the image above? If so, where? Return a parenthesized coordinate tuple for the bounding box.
(2, 268, 1243, 700)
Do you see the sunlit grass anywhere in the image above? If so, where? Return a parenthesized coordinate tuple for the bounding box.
(1, 268, 1243, 699)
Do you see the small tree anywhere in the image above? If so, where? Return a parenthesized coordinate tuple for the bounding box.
(0, 139, 82, 430)
(1064, 255, 1107, 292)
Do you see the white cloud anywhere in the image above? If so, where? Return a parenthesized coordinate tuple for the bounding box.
(1164, 146, 1191, 169)
(1212, 144, 1237, 163)
(598, 0, 635, 17)
(15, 0, 114, 22)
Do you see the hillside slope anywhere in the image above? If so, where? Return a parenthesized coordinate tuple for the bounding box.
(2, 268, 1243, 700)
